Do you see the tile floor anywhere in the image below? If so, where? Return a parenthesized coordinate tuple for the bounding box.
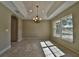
(0, 39, 78, 57)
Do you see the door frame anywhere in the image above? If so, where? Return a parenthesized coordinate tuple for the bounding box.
(11, 15, 18, 42)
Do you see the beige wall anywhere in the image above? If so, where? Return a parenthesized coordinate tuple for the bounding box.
(18, 18, 23, 42)
(0, 3, 23, 55)
(50, 2, 79, 54)
(22, 20, 50, 40)
(0, 3, 12, 54)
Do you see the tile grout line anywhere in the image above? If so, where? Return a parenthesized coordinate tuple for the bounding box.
(44, 41, 56, 57)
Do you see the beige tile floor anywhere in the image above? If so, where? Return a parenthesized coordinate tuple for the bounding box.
(0, 39, 45, 57)
(0, 39, 78, 57)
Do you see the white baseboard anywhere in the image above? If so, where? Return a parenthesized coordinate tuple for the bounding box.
(0, 45, 11, 55)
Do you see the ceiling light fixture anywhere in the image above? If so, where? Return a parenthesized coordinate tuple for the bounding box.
(33, 5, 42, 23)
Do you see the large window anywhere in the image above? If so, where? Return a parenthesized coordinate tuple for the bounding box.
(53, 14, 73, 43)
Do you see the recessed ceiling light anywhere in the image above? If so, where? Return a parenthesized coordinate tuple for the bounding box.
(29, 10, 32, 12)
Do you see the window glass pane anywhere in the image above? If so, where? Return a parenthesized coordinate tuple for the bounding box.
(53, 20, 61, 37)
(61, 15, 73, 43)
(53, 14, 73, 43)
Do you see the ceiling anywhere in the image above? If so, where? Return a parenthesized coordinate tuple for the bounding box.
(23, 1, 53, 19)
(0, 1, 77, 20)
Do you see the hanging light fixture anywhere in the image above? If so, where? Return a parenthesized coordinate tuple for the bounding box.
(33, 5, 42, 23)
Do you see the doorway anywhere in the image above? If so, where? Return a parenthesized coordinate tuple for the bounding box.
(11, 15, 18, 42)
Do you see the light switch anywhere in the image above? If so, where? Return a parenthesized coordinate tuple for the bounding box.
(5, 29, 8, 32)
